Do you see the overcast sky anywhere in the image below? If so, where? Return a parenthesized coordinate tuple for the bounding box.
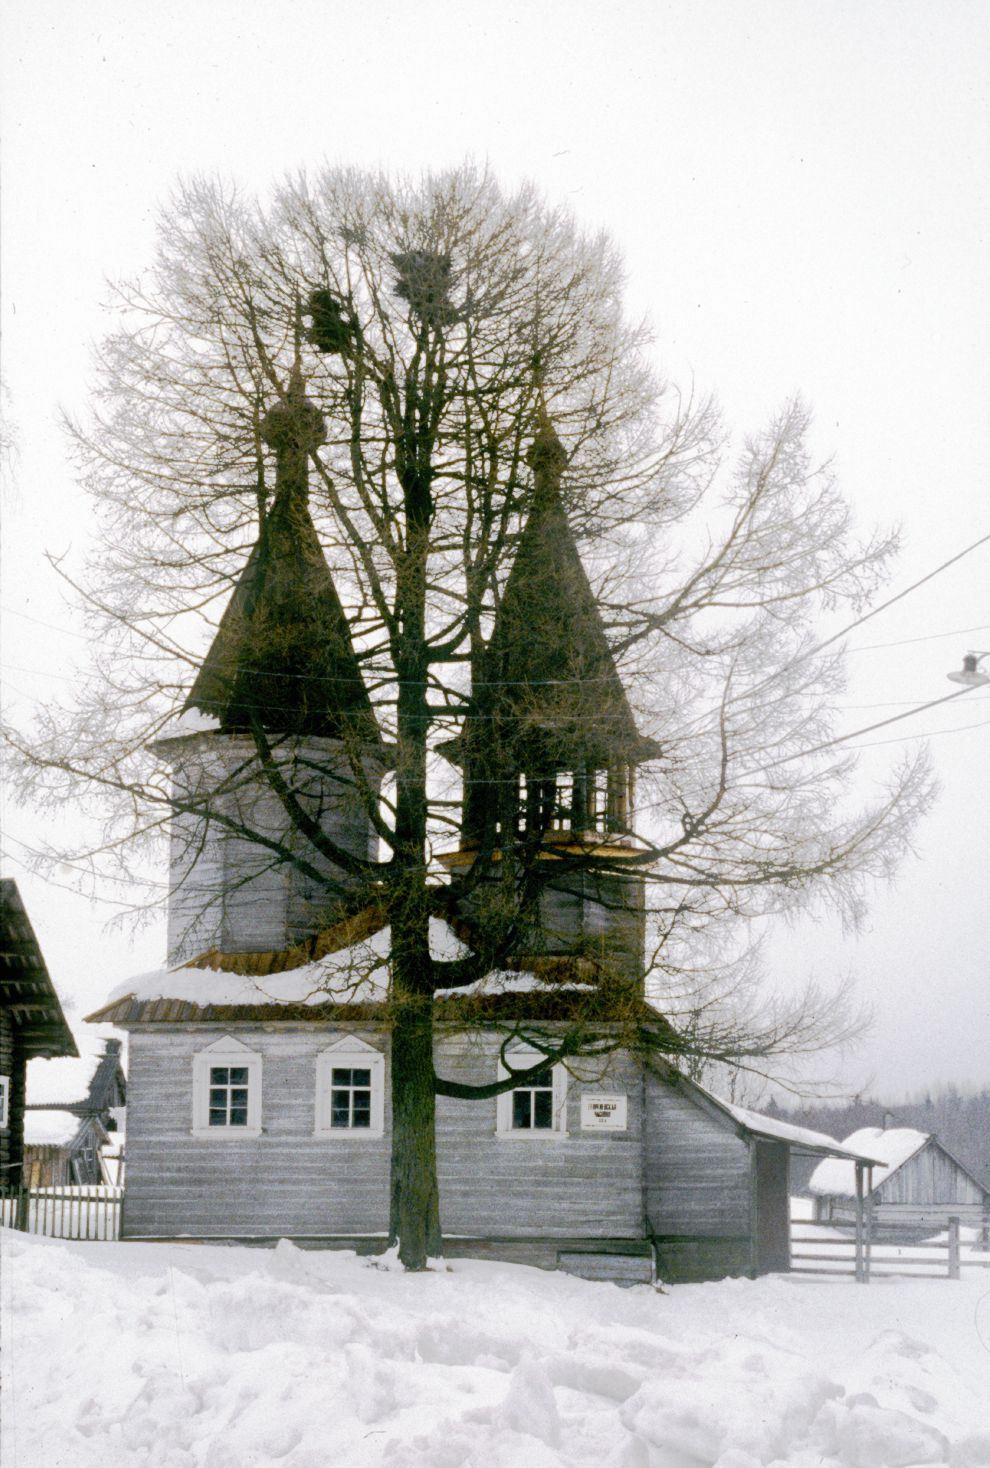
(1, 0, 988, 1098)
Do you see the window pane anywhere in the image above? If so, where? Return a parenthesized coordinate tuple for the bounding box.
(330, 1104, 351, 1128)
(352, 1069, 371, 1087)
(512, 1092, 531, 1129)
(230, 1088, 248, 1109)
(209, 1088, 226, 1108)
(332, 1068, 352, 1086)
(228, 1067, 248, 1085)
(208, 1107, 227, 1127)
(533, 1089, 554, 1129)
(352, 1094, 371, 1127)
(210, 1067, 229, 1085)
(531, 1068, 552, 1088)
(229, 1107, 248, 1127)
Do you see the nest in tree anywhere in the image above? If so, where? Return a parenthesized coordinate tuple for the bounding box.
(307, 289, 355, 355)
(391, 250, 458, 326)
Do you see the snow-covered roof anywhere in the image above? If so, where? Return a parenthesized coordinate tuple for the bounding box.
(103, 918, 470, 1010)
(678, 1083, 884, 1163)
(809, 1127, 929, 1196)
(23, 1109, 81, 1148)
(721, 1102, 874, 1157)
(25, 1053, 97, 1108)
(93, 920, 599, 1022)
(154, 707, 221, 740)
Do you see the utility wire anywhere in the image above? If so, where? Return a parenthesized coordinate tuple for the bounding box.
(819, 530, 990, 657)
(852, 621, 990, 653)
(763, 685, 979, 769)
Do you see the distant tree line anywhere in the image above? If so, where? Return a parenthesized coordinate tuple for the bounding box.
(777, 1084, 990, 1194)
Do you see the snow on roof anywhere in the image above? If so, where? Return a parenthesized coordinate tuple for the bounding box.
(809, 1127, 929, 1196)
(25, 1053, 97, 1108)
(719, 1102, 868, 1156)
(107, 918, 471, 1009)
(434, 969, 594, 999)
(23, 1109, 81, 1148)
(154, 707, 221, 739)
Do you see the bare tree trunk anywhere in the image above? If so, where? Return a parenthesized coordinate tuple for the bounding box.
(388, 987, 442, 1267)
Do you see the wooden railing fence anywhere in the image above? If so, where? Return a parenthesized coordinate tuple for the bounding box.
(0, 1185, 122, 1241)
(790, 1214, 970, 1281)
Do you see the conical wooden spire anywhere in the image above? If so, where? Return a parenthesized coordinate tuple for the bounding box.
(185, 372, 380, 744)
(477, 408, 657, 772)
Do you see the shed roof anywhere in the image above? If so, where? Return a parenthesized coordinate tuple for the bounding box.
(681, 1080, 884, 1164)
(23, 1109, 80, 1148)
(27, 1039, 124, 1115)
(0, 879, 78, 1060)
(808, 1126, 990, 1198)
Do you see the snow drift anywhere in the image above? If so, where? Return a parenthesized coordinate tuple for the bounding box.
(3, 1228, 989, 1467)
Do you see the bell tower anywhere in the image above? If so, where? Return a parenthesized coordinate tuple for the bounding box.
(443, 409, 658, 983)
(158, 366, 386, 964)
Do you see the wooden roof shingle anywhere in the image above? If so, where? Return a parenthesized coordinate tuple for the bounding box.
(0, 879, 78, 1060)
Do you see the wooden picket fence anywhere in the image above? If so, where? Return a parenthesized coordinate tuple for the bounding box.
(0, 1185, 122, 1241)
(790, 1215, 964, 1281)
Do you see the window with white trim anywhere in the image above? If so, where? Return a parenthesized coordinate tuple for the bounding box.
(192, 1036, 262, 1137)
(496, 1049, 568, 1138)
(315, 1038, 385, 1138)
(0, 1074, 9, 1130)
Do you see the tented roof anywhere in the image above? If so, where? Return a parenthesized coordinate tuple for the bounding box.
(184, 374, 380, 745)
(453, 415, 659, 773)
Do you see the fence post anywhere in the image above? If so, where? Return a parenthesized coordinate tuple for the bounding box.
(948, 1216, 960, 1280)
(14, 1186, 30, 1232)
(854, 1163, 866, 1283)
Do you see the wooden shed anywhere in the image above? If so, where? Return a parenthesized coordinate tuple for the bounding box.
(0, 879, 78, 1193)
(810, 1126, 990, 1240)
(25, 1039, 127, 1185)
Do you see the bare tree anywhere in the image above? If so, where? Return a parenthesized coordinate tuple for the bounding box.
(4, 164, 933, 1267)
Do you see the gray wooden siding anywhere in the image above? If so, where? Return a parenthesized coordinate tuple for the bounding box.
(877, 1140, 985, 1206)
(164, 736, 384, 963)
(537, 873, 645, 984)
(436, 1038, 645, 1239)
(642, 1072, 752, 1239)
(124, 1027, 390, 1237)
(123, 1027, 646, 1242)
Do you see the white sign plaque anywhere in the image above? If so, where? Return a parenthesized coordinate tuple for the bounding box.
(580, 1093, 628, 1131)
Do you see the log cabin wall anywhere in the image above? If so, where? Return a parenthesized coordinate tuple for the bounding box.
(0, 1007, 23, 1185)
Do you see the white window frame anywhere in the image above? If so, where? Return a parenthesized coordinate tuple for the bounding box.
(192, 1035, 263, 1138)
(0, 1073, 9, 1130)
(315, 1037, 385, 1139)
(495, 1047, 568, 1140)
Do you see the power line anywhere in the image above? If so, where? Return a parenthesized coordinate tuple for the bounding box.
(844, 714, 990, 750)
(851, 622, 990, 653)
(763, 685, 979, 769)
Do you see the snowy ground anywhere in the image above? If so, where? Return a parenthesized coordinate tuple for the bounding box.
(3, 1229, 990, 1468)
